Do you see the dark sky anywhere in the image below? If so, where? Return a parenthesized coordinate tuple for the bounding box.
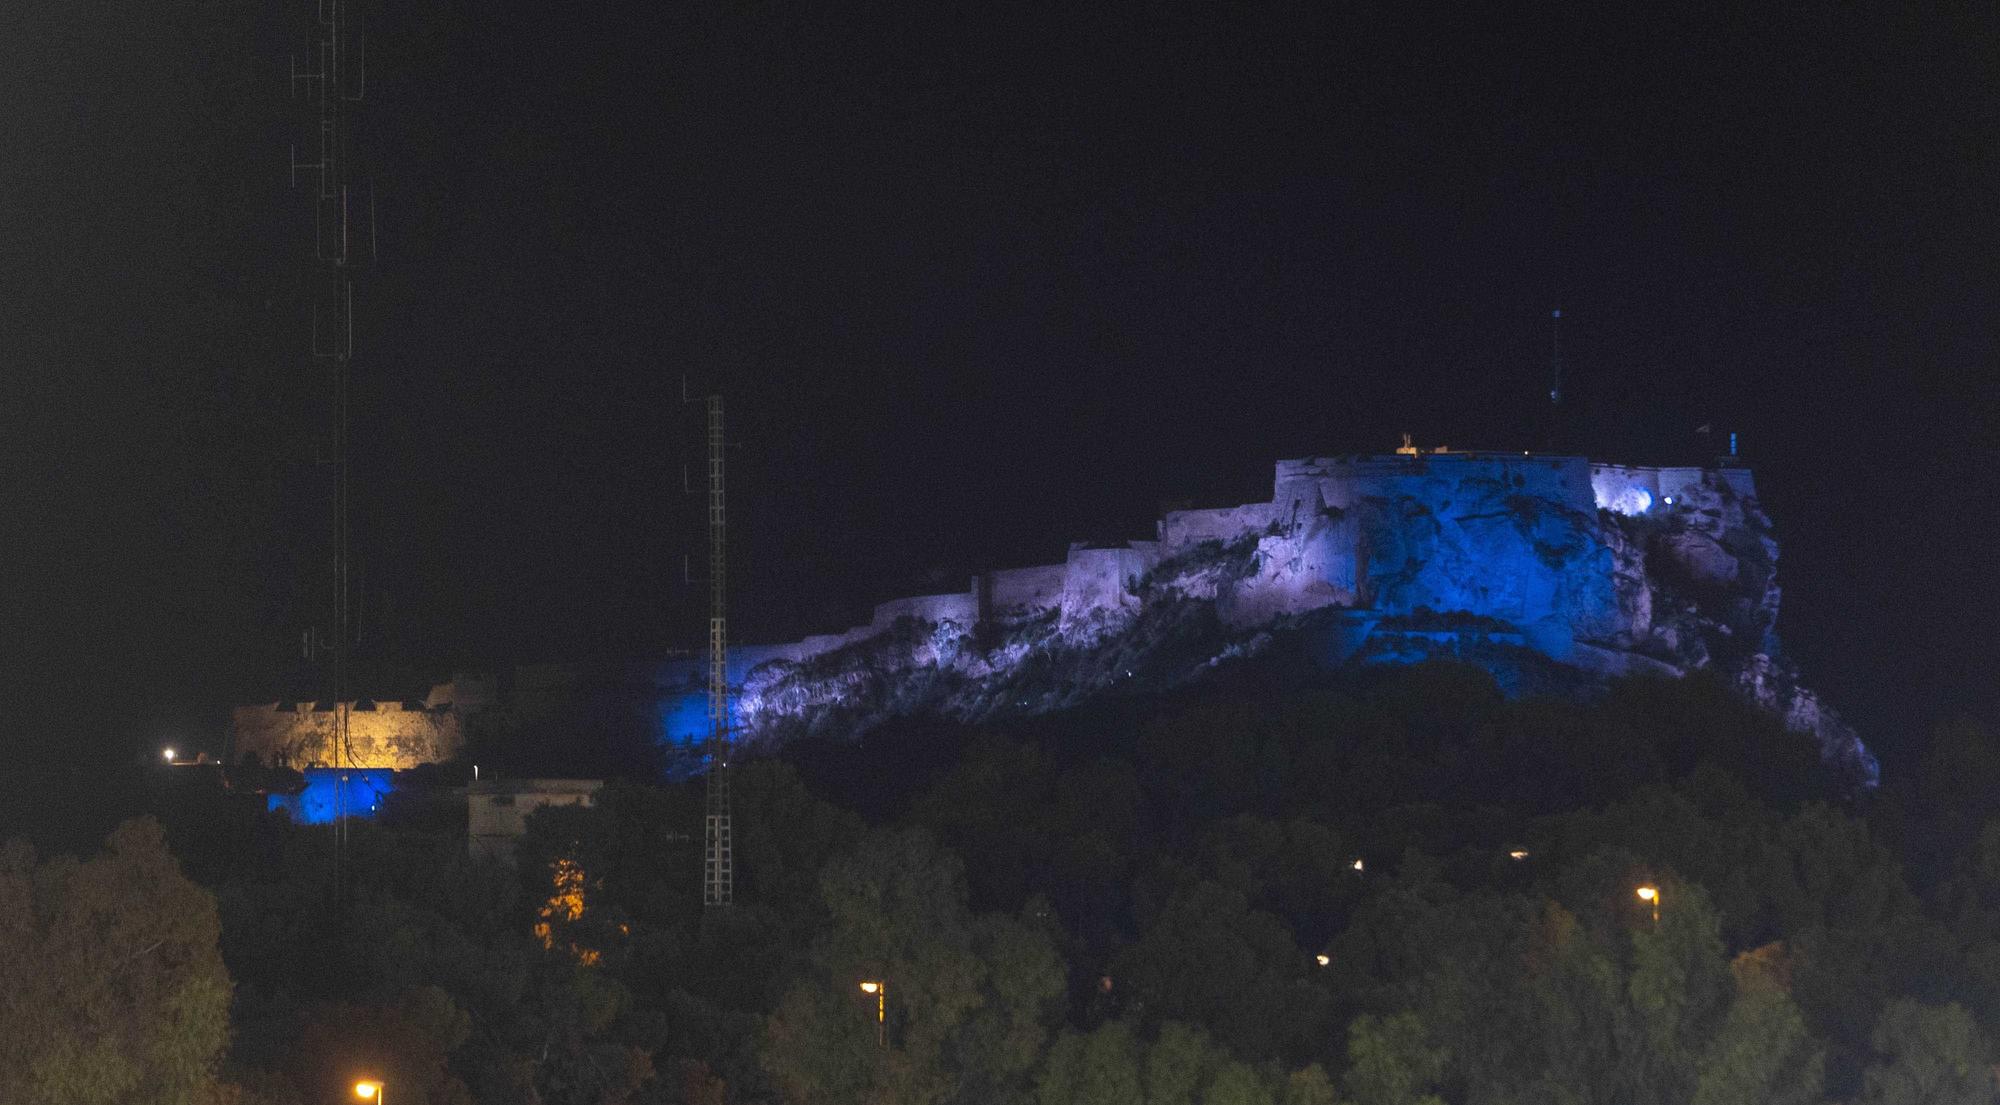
(3, 3, 1995, 767)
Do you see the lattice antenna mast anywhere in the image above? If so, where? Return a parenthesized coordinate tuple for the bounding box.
(289, 0, 374, 825)
(699, 393, 734, 909)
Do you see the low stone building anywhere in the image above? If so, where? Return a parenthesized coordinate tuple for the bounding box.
(467, 778, 603, 862)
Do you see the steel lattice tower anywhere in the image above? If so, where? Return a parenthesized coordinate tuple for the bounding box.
(289, 0, 372, 831)
(702, 395, 734, 909)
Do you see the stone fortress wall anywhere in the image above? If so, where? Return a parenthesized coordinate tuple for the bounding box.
(231, 675, 491, 770)
(1588, 463, 1754, 517)
(234, 448, 1761, 765)
(642, 448, 1758, 748)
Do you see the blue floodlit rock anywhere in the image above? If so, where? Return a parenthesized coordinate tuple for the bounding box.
(650, 451, 1874, 785)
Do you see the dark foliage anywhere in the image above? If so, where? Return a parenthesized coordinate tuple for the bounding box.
(25, 663, 2000, 1103)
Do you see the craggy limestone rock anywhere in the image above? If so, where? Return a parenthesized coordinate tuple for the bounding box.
(1733, 653, 1874, 783)
(238, 451, 1876, 783)
(652, 450, 1876, 785)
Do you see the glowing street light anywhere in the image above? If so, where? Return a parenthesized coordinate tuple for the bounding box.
(1636, 884, 1660, 924)
(859, 981, 885, 1048)
(354, 1081, 384, 1103)
(1314, 953, 1331, 967)
(162, 747, 175, 763)
(1508, 849, 1530, 861)
(1350, 858, 1365, 873)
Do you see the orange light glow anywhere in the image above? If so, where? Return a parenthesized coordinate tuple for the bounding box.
(536, 857, 599, 965)
(1636, 884, 1661, 923)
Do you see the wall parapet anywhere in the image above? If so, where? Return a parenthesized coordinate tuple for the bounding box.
(232, 699, 467, 771)
(242, 449, 1770, 763)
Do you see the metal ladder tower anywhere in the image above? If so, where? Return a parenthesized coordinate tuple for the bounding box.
(289, 0, 373, 842)
(701, 394, 734, 909)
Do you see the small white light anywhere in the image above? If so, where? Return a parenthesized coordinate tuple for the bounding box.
(1663, 495, 1674, 505)
(1351, 858, 1365, 873)
(162, 748, 175, 763)
(1315, 953, 1331, 966)
(1508, 849, 1529, 861)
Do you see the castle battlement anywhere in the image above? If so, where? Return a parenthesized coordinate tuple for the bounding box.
(232, 678, 484, 770)
(238, 447, 1857, 777)
(637, 449, 1779, 750)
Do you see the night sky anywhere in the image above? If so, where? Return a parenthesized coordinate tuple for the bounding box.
(3, 4, 1995, 768)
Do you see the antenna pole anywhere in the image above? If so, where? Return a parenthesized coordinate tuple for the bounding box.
(289, 0, 376, 860)
(1548, 308, 1563, 451)
(702, 395, 734, 910)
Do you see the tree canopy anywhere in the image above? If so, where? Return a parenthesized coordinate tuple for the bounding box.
(18, 664, 2000, 1103)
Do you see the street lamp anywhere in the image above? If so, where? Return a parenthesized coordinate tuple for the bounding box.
(1314, 953, 1330, 967)
(355, 1080, 384, 1103)
(858, 981, 885, 1048)
(162, 747, 175, 763)
(1635, 884, 1660, 924)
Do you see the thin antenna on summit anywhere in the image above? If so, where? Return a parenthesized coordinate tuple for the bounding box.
(1549, 308, 1563, 408)
(1547, 308, 1564, 451)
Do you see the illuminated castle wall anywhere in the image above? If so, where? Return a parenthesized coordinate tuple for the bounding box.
(234, 448, 1870, 781)
(232, 677, 492, 770)
(648, 449, 1822, 760)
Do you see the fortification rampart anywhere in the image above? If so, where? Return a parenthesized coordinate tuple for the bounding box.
(1159, 502, 1277, 548)
(1061, 543, 1158, 624)
(988, 563, 1068, 615)
(1590, 463, 1755, 516)
(1275, 452, 1597, 514)
(233, 699, 465, 770)
(240, 449, 1795, 768)
(607, 449, 1782, 750)
(871, 590, 980, 631)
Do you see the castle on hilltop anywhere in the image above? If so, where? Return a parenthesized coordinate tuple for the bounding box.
(674, 451, 1745, 681)
(233, 446, 1874, 782)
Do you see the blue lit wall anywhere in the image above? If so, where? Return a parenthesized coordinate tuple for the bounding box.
(657, 690, 715, 752)
(653, 652, 759, 754)
(267, 768, 397, 824)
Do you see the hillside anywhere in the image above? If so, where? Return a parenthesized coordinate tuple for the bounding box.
(650, 451, 1874, 786)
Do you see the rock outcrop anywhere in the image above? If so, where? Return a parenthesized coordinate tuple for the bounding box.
(647, 450, 1873, 785)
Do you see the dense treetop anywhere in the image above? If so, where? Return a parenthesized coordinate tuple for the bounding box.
(12, 664, 2000, 1103)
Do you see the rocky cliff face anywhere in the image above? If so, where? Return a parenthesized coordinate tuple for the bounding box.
(1595, 475, 1872, 781)
(668, 453, 1875, 786)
